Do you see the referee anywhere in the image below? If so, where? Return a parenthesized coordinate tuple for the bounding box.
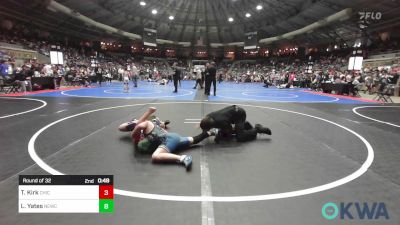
(205, 62, 217, 96)
(172, 62, 181, 93)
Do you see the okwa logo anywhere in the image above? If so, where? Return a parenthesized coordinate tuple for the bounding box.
(322, 202, 389, 220)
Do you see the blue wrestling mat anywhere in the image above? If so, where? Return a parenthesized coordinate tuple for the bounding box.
(28, 81, 197, 101)
(28, 81, 375, 104)
(207, 83, 373, 104)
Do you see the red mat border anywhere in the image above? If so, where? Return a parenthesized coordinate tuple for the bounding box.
(302, 90, 381, 103)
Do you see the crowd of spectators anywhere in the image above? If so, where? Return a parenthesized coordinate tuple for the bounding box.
(210, 55, 399, 96)
(1, 19, 399, 97)
(0, 19, 180, 91)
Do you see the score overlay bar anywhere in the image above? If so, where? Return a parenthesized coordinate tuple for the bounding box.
(19, 175, 113, 213)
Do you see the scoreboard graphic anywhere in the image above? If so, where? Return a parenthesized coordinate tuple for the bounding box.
(19, 175, 114, 213)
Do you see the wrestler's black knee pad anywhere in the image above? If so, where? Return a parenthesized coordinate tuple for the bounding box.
(244, 121, 253, 130)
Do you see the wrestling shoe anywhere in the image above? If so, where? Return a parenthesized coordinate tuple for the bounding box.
(208, 128, 219, 136)
(150, 116, 164, 127)
(182, 155, 193, 170)
(255, 124, 272, 135)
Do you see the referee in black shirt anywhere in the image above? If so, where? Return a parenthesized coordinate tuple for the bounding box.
(172, 62, 181, 93)
(205, 62, 217, 96)
(200, 105, 271, 143)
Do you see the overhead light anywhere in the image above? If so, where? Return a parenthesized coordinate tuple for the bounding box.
(256, 5, 263, 10)
(228, 17, 234, 22)
(245, 13, 251, 18)
(140, 1, 146, 6)
(151, 9, 158, 14)
(169, 15, 174, 20)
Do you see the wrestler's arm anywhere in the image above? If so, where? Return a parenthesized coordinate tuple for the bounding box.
(131, 122, 148, 144)
(137, 107, 156, 124)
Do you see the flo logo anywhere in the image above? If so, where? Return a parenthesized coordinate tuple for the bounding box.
(322, 202, 389, 220)
(359, 12, 382, 20)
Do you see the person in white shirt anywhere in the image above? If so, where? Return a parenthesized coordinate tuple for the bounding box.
(122, 69, 130, 93)
(193, 68, 203, 89)
(34, 71, 41, 77)
(43, 64, 53, 76)
(106, 70, 112, 83)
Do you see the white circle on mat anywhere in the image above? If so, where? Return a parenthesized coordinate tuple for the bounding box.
(28, 102, 373, 202)
(0, 97, 47, 119)
(216, 93, 339, 103)
(104, 89, 162, 95)
(353, 106, 400, 128)
(242, 91, 298, 99)
(61, 89, 193, 99)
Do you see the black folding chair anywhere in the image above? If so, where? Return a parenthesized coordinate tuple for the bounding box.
(373, 83, 394, 103)
(1, 78, 20, 94)
(8, 82, 20, 93)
